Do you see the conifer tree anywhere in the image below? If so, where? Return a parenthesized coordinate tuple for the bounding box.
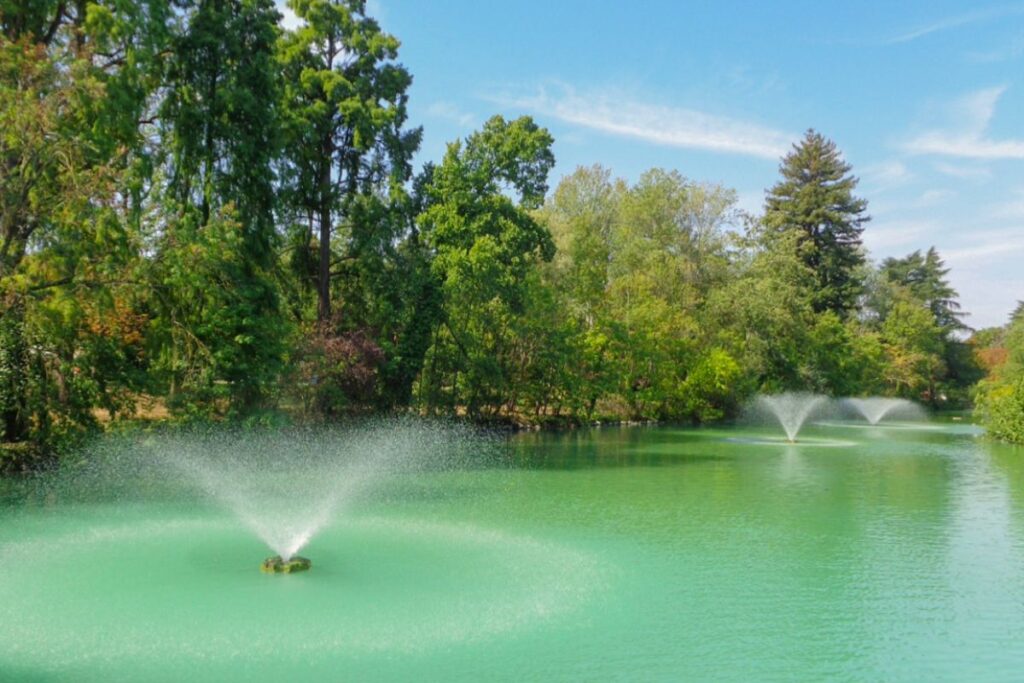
(764, 130, 868, 317)
(881, 247, 966, 333)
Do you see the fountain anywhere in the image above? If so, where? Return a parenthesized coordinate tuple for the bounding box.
(844, 397, 926, 425)
(133, 419, 488, 572)
(0, 419, 606, 677)
(1, 418, 1013, 680)
(753, 392, 831, 442)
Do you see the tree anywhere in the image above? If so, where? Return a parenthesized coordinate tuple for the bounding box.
(764, 130, 868, 318)
(977, 310, 1024, 443)
(880, 296, 945, 400)
(277, 0, 419, 323)
(877, 247, 981, 404)
(880, 247, 966, 333)
(538, 165, 621, 417)
(153, 0, 287, 414)
(417, 115, 555, 417)
(1, 2, 169, 449)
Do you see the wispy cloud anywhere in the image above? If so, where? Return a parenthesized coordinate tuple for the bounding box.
(861, 159, 914, 191)
(904, 86, 1024, 159)
(991, 189, 1024, 220)
(916, 189, 957, 207)
(886, 5, 1024, 44)
(494, 84, 793, 160)
(934, 161, 993, 180)
(966, 33, 1024, 62)
(425, 101, 476, 128)
(863, 220, 933, 253)
(944, 230, 1024, 263)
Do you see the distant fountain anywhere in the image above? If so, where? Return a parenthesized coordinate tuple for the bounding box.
(844, 397, 926, 425)
(753, 393, 830, 442)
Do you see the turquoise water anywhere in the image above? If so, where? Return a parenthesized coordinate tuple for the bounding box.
(2, 421, 1024, 681)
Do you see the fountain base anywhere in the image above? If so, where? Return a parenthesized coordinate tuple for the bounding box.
(260, 555, 312, 574)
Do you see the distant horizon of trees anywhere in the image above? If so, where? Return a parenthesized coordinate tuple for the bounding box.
(2, 0, 1017, 463)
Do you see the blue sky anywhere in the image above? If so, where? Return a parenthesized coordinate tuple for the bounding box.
(279, 0, 1024, 328)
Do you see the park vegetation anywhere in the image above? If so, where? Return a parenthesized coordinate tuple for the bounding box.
(1, 0, 1014, 464)
(974, 304, 1024, 444)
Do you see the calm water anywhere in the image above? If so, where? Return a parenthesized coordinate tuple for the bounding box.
(2, 421, 1024, 681)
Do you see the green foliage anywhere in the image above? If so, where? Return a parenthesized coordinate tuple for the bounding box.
(277, 0, 419, 322)
(980, 376, 1024, 444)
(150, 209, 287, 416)
(1, 8, 163, 451)
(0, 1, 996, 456)
(153, 0, 288, 416)
(276, 0, 424, 411)
(868, 246, 982, 405)
(880, 296, 945, 399)
(417, 115, 555, 417)
(977, 312, 1024, 443)
(678, 348, 743, 422)
(880, 247, 966, 333)
(764, 130, 868, 318)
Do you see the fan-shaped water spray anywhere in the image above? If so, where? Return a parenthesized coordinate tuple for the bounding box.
(843, 397, 926, 425)
(752, 393, 831, 442)
(93, 419, 491, 567)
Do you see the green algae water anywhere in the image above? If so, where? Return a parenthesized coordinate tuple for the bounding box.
(2, 420, 1024, 681)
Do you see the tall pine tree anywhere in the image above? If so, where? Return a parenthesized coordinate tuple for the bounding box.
(764, 130, 868, 318)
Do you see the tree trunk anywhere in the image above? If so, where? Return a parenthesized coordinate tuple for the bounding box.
(317, 138, 333, 322)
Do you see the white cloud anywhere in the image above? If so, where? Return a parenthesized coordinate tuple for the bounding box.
(861, 159, 913, 191)
(886, 5, 1024, 44)
(943, 228, 1024, 264)
(862, 220, 933, 253)
(934, 161, 993, 180)
(916, 189, 956, 206)
(904, 86, 1024, 159)
(495, 84, 793, 160)
(966, 33, 1024, 63)
(990, 189, 1024, 220)
(425, 101, 476, 128)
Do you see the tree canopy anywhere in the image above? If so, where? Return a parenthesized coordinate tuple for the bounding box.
(0, 1, 1007, 458)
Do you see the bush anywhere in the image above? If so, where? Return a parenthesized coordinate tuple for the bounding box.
(980, 376, 1024, 444)
(678, 348, 743, 422)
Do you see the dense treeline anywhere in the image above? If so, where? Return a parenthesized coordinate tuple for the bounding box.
(0, 0, 1001, 461)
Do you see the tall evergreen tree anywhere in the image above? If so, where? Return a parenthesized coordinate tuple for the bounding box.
(764, 130, 868, 318)
(1012, 301, 1024, 323)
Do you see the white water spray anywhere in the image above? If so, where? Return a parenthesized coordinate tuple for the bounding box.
(843, 397, 925, 425)
(150, 421, 484, 561)
(753, 393, 830, 442)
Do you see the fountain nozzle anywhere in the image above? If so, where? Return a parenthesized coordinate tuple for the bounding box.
(261, 555, 312, 574)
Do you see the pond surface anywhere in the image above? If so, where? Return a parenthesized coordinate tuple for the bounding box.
(2, 420, 1023, 681)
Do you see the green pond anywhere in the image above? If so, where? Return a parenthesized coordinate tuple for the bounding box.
(2, 420, 1024, 681)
